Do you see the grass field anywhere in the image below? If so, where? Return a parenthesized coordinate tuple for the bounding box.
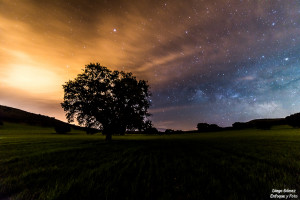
(1, 122, 300, 200)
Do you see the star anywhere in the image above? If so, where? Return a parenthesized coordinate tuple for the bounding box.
(1, 0, 300, 130)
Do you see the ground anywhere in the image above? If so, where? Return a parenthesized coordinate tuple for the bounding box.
(0, 122, 300, 200)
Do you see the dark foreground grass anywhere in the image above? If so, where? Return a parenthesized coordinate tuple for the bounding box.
(1, 123, 300, 199)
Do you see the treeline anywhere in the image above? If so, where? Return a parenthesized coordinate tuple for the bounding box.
(126, 128, 184, 135)
(127, 112, 300, 135)
(195, 113, 300, 132)
(232, 113, 300, 130)
(197, 113, 300, 132)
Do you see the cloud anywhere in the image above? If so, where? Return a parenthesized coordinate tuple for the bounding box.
(1, 0, 300, 129)
(191, 90, 209, 103)
(249, 101, 283, 117)
(238, 76, 256, 81)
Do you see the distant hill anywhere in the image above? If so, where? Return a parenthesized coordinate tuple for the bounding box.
(232, 118, 287, 129)
(247, 118, 287, 126)
(0, 105, 83, 130)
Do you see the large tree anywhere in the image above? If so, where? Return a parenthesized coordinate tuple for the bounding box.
(61, 63, 151, 141)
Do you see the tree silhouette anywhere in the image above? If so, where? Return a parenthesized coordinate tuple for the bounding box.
(61, 63, 151, 141)
(144, 127, 159, 134)
(165, 129, 175, 134)
(61, 63, 150, 140)
(197, 123, 222, 132)
(196, 123, 210, 132)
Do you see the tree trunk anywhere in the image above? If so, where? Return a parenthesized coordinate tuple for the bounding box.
(105, 132, 112, 142)
(103, 126, 112, 142)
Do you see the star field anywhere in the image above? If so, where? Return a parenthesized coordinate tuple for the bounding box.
(0, 0, 300, 130)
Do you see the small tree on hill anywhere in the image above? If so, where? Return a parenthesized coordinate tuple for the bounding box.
(197, 123, 210, 132)
(61, 63, 151, 141)
(197, 123, 222, 132)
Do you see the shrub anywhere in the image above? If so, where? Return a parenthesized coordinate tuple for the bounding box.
(197, 123, 222, 132)
(197, 123, 210, 132)
(54, 123, 71, 134)
(165, 129, 175, 134)
(174, 130, 184, 134)
(144, 127, 159, 134)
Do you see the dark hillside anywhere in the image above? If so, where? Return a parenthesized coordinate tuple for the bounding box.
(0, 105, 83, 130)
(232, 118, 287, 129)
(247, 118, 286, 125)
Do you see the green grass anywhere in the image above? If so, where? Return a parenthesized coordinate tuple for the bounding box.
(1, 122, 300, 199)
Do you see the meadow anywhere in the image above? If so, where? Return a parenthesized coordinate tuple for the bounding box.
(1, 122, 300, 200)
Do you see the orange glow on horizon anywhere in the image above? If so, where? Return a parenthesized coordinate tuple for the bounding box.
(4, 65, 61, 94)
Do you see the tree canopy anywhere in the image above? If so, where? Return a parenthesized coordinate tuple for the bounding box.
(61, 63, 151, 141)
(197, 123, 221, 132)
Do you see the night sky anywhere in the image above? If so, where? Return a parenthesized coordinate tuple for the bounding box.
(1, 0, 300, 130)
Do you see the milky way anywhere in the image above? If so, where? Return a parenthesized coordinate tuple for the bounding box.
(1, 0, 300, 130)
